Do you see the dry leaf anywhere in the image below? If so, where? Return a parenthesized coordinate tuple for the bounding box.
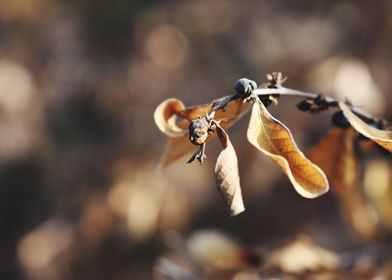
(154, 98, 188, 137)
(339, 102, 392, 153)
(342, 190, 380, 241)
(309, 127, 380, 240)
(247, 100, 329, 198)
(364, 159, 392, 231)
(215, 126, 245, 216)
(308, 127, 358, 194)
(154, 97, 251, 168)
(186, 230, 245, 270)
(159, 134, 198, 168)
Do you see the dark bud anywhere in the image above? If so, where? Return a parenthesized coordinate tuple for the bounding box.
(235, 78, 257, 99)
(259, 96, 273, 107)
(331, 110, 350, 128)
(296, 99, 311, 111)
(189, 118, 209, 145)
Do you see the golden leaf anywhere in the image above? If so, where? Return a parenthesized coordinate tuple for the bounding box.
(154, 97, 251, 168)
(341, 189, 380, 241)
(179, 95, 248, 122)
(247, 101, 329, 198)
(339, 102, 392, 153)
(215, 126, 245, 216)
(364, 159, 392, 231)
(154, 98, 188, 137)
(309, 127, 380, 240)
(308, 127, 358, 194)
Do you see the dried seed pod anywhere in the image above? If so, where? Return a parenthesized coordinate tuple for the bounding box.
(297, 99, 311, 112)
(266, 72, 287, 88)
(234, 78, 257, 99)
(189, 118, 209, 145)
(331, 110, 350, 128)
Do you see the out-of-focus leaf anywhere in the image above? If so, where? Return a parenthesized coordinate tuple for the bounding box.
(308, 127, 358, 194)
(247, 100, 329, 198)
(186, 230, 245, 270)
(159, 134, 198, 168)
(308, 127, 380, 240)
(339, 102, 392, 153)
(342, 190, 380, 241)
(215, 126, 244, 216)
(154, 97, 251, 168)
(364, 159, 392, 231)
(264, 235, 340, 274)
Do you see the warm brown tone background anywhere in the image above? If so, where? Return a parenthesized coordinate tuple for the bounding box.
(0, 0, 391, 279)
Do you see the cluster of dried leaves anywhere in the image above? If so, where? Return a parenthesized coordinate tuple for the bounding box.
(154, 73, 392, 217)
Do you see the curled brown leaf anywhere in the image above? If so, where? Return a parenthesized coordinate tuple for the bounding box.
(154, 97, 251, 168)
(154, 98, 188, 137)
(339, 102, 392, 153)
(308, 127, 358, 194)
(309, 127, 381, 241)
(247, 100, 329, 198)
(215, 126, 245, 216)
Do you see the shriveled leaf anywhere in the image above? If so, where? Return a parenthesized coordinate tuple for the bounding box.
(364, 159, 392, 231)
(178, 95, 248, 122)
(159, 135, 198, 168)
(154, 98, 188, 137)
(247, 101, 329, 198)
(154, 97, 251, 168)
(341, 189, 380, 241)
(308, 127, 358, 194)
(215, 126, 244, 216)
(339, 102, 392, 152)
(309, 127, 381, 240)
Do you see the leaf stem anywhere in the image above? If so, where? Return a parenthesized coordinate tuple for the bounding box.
(254, 87, 380, 124)
(206, 86, 383, 127)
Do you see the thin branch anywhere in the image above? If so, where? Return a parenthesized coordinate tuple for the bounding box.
(255, 87, 380, 124)
(207, 86, 381, 125)
(208, 94, 239, 115)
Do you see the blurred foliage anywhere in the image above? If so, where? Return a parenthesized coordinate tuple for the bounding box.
(0, 0, 391, 279)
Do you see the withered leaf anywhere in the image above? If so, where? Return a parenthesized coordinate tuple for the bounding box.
(308, 127, 358, 194)
(215, 126, 245, 216)
(154, 97, 251, 168)
(309, 127, 380, 240)
(339, 102, 392, 153)
(159, 135, 198, 168)
(154, 98, 188, 137)
(178, 95, 249, 122)
(247, 100, 329, 198)
(340, 189, 380, 241)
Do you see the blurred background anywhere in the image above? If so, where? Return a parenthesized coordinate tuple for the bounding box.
(0, 0, 392, 279)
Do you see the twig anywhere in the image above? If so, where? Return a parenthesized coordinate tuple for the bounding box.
(206, 86, 381, 126)
(255, 87, 379, 124)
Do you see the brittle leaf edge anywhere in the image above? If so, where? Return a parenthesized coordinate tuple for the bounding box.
(215, 125, 245, 216)
(246, 100, 329, 198)
(339, 102, 392, 153)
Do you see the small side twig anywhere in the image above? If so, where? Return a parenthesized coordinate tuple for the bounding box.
(254, 86, 381, 125)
